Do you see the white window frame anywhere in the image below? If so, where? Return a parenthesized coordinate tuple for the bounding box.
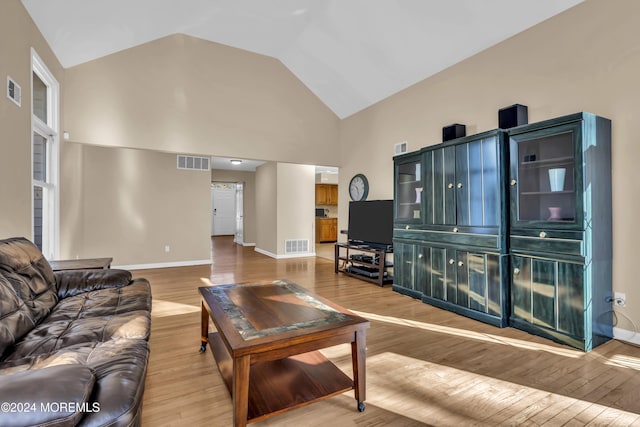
(31, 48, 60, 259)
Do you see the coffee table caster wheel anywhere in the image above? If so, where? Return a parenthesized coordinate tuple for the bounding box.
(199, 344, 207, 353)
(357, 401, 365, 412)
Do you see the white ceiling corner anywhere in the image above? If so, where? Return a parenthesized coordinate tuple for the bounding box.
(22, 0, 583, 118)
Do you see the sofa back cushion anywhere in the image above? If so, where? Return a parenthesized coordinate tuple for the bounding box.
(0, 238, 57, 327)
(0, 274, 36, 359)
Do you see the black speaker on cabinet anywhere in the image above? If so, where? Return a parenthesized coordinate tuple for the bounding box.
(499, 104, 528, 129)
(442, 123, 466, 142)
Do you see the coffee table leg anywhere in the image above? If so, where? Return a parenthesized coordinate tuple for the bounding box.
(233, 355, 250, 427)
(200, 302, 209, 353)
(351, 329, 367, 412)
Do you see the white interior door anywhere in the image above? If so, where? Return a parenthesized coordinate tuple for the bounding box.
(234, 183, 244, 244)
(211, 183, 236, 236)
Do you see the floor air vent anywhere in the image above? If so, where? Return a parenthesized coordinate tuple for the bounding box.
(285, 239, 309, 254)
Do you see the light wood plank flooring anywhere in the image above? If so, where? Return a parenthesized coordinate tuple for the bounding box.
(138, 236, 640, 426)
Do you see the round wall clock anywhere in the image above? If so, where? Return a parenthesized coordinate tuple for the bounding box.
(349, 174, 369, 201)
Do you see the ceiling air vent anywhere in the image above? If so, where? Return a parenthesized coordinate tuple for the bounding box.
(177, 155, 210, 171)
(394, 141, 408, 155)
(6, 76, 21, 107)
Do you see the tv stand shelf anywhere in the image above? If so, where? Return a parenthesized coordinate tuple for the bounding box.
(335, 243, 393, 287)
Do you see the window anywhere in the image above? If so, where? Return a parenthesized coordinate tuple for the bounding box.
(31, 49, 59, 258)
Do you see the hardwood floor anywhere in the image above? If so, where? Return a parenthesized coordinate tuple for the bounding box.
(138, 236, 640, 426)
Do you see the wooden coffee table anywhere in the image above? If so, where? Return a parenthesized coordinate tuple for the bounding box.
(199, 279, 370, 426)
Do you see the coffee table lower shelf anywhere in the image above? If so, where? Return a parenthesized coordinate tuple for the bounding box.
(208, 332, 354, 423)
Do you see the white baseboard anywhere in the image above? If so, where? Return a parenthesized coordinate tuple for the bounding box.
(113, 259, 211, 271)
(254, 247, 316, 259)
(613, 327, 640, 346)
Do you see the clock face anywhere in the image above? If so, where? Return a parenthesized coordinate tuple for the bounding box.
(349, 174, 369, 201)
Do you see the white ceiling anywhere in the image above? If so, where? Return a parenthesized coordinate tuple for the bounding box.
(22, 0, 582, 119)
(209, 156, 265, 172)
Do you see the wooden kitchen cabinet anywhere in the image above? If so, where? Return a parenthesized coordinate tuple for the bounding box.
(315, 184, 338, 205)
(316, 218, 337, 243)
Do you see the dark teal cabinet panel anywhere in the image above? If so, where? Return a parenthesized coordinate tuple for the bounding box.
(424, 135, 503, 229)
(430, 146, 456, 225)
(511, 255, 587, 349)
(392, 241, 424, 300)
(422, 244, 507, 327)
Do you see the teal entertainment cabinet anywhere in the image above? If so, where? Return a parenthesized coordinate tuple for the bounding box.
(393, 112, 613, 350)
(393, 129, 510, 327)
(507, 113, 612, 351)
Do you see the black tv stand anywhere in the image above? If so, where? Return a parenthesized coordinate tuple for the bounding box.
(335, 242, 393, 287)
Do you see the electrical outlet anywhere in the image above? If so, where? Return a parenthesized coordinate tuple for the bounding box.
(614, 292, 626, 307)
(164, 245, 170, 253)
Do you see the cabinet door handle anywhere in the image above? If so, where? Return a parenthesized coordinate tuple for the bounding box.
(417, 253, 423, 259)
(511, 179, 517, 186)
(448, 259, 455, 265)
(457, 183, 463, 189)
(457, 261, 464, 267)
(514, 268, 520, 275)
(539, 231, 547, 238)
(447, 183, 454, 189)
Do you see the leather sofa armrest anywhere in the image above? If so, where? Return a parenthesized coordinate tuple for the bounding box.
(55, 269, 133, 299)
(0, 365, 96, 427)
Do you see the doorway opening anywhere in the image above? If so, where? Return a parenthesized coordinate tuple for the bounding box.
(211, 182, 245, 245)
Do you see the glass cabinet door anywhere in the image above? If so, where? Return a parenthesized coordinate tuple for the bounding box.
(510, 122, 582, 227)
(395, 158, 423, 222)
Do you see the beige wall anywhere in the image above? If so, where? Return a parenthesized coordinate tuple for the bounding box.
(276, 163, 316, 254)
(62, 33, 340, 166)
(339, 0, 640, 335)
(70, 143, 211, 266)
(0, 0, 64, 243)
(254, 162, 315, 257)
(211, 169, 257, 244)
(255, 162, 277, 254)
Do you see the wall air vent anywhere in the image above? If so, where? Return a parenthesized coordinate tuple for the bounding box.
(177, 155, 210, 171)
(394, 141, 408, 155)
(7, 76, 21, 107)
(285, 239, 309, 254)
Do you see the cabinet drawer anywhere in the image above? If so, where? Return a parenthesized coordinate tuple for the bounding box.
(394, 228, 499, 250)
(510, 235, 583, 257)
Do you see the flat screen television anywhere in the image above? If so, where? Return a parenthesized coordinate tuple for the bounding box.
(348, 200, 394, 249)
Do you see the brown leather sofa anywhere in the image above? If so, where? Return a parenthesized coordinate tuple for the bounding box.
(0, 237, 151, 427)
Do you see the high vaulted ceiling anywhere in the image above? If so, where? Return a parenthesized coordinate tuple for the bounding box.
(22, 0, 582, 119)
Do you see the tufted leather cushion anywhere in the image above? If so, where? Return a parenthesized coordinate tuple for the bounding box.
(0, 238, 57, 326)
(0, 275, 35, 358)
(4, 279, 151, 361)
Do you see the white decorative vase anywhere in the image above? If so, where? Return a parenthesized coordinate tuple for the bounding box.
(548, 168, 566, 192)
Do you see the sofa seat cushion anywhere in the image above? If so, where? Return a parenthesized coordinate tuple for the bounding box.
(0, 338, 149, 427)
(0, 364, 95, 427)
(3, 280, 151, 361)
